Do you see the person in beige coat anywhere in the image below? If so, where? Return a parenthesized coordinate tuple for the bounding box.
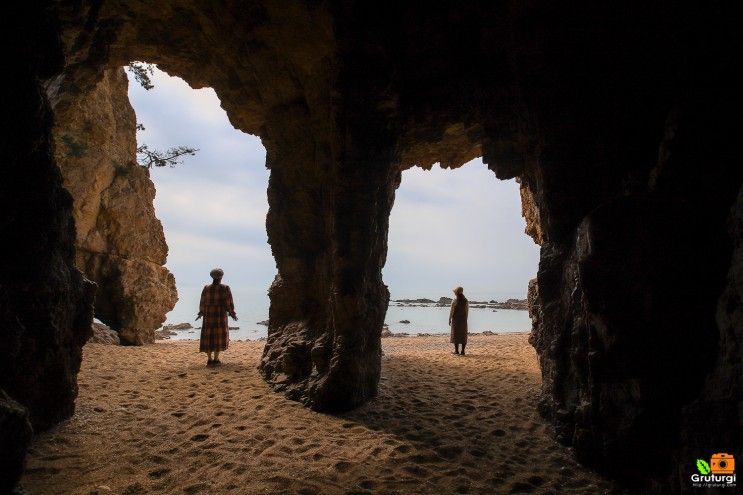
(449, 286, 469, 355)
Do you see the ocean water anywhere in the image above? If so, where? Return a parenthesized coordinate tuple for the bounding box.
(164, 288, 532, 341)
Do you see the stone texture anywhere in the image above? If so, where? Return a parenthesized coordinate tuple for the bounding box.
(47, 68, 177, 345)
(671, 184, 743, 491)
(1, 1, 739, 492)
(88, 322, 121, 345)
(0, 390, 33, 494)
(0, 0, 95, 483)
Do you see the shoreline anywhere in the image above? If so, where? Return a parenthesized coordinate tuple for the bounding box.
(160, 331, 533, 343)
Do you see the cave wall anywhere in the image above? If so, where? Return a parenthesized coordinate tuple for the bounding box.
(47, 67, 177, 345)
(1, 1, 95, 490)
(512, 3, 741, 490)
(1, 1, 738, 492)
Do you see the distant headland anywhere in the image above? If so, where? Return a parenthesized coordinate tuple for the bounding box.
(390, 297, 528, 310)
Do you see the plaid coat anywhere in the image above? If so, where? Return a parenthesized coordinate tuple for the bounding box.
(449, 296, 469, 345)
(199, 283, 234, 352)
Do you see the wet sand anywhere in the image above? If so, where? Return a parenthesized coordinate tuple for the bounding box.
(21, 334, 617, 494)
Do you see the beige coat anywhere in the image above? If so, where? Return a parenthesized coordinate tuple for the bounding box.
(449, 296, 469, 344)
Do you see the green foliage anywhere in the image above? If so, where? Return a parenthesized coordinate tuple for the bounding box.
(127, 64, 199, 170)
(696, 459, 711, 475)
(60, 134, 87, 158)
(126, 62, 155, 90)
(136, 144, 198, 169)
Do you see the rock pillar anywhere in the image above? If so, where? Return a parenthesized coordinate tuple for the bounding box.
(259, 99, 399, 411)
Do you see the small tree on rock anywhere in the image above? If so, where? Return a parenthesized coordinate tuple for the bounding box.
(136, 143, 199, 169)
(126, 63, 199, 169)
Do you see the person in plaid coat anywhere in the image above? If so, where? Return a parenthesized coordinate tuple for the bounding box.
(196, 268, 237, 366)
(449, 286, 469, 355)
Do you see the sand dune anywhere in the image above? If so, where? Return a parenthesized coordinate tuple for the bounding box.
(21, 334, 617, 494)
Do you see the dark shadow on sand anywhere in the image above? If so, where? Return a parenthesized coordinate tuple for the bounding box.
(336, 351, 618, 493)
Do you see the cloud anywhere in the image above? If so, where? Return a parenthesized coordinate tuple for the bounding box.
(128, 67, 540, 323)
(384, 162, 539, 298)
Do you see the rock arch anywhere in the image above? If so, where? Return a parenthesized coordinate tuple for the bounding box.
(1, 1, 739, 492)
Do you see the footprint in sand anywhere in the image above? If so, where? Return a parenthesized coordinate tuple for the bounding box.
(435, 445, 463, 459)
(148, 467, 170, 479)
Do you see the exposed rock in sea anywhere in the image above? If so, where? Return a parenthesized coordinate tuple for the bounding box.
(154, 328, 177, 340)
(399, 320, 411, 324)
(163, 323, 193, 331)
(393, 298, 436, 304)
(88, 322, 120, 345)
(257, 320, 269, 326)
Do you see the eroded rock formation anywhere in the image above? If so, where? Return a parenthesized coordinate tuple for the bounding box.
(47, 68, 177, 345)
(3, 1, 740, 492)
(0, 391, 33, 494)
(2, 3, 94, 491)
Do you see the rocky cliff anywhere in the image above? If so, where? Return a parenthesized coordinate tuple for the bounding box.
(2, 1, 740, 492)
(46, 68, 177, 345)
(1, 3, 94, 490)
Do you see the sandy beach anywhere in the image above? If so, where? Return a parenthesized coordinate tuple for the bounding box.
(21, 334, 617, 494)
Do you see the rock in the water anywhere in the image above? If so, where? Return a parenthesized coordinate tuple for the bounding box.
(88, 322, 120, 345)
(381, 328, 393, 338)
(399, 320, 410, 324)
(0, 390, 33, 494)
(257, 320, 269, 326)
(163, 323, 193, 331)
(394, 298, 436, 304)
(154, 328, 177, 340)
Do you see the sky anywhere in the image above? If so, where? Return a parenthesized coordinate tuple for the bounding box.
(128, 67, 540, 323)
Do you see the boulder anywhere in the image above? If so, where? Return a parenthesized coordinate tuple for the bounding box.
(163, 322, 193, 331)
(88, 322, 120, 345)
(0, 390, 33, 494)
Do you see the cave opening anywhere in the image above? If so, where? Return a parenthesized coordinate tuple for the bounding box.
(4, 3, 740, 493)
(48, 63, 276, 345)
(383, 159, 539, 338)
(126, 65, 276, 343)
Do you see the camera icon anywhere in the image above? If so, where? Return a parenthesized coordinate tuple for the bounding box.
(710, 453, 735, 474)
